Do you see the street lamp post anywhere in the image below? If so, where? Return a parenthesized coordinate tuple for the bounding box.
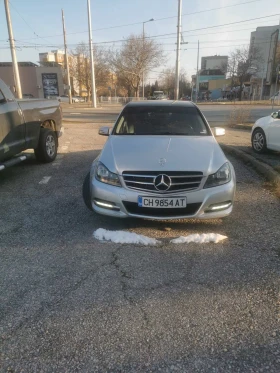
(142, 18, 154, 99)
(87, 0, 97, 108)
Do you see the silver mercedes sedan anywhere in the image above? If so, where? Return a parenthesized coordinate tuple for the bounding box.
(83, 101, 236, 220)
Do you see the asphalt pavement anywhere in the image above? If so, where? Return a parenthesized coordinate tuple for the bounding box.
(62, 103, 279, 126)
(1, 120, 280, 372)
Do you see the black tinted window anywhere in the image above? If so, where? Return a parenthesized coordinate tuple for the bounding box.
(114, 106, 210, 136)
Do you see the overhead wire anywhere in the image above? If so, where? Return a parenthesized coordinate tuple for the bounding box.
(1, 0, 265, 42)
(9, 0, 53, 44)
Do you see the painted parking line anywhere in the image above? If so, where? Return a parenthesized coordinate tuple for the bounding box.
(69, 113, 81, 115)
(39, 176, 51, 184)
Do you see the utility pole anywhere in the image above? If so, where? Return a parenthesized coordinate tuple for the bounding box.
(142, 19, 154, 99)
(62, 9, 72, 104)
(4, 0, 22, 99)
(142, 23, 145, 99)
(87, 0, 97, 108)
(195, 40, 200, 104)
(175, 0, 182, 100)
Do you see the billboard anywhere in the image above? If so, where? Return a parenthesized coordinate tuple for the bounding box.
(42, 73, 59, 98)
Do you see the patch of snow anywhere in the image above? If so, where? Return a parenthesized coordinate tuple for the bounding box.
(171, 233, 227, 244)
(93, 228, 159, 245)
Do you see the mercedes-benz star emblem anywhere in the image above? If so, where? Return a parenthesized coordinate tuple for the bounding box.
(154, 174, 171, 191)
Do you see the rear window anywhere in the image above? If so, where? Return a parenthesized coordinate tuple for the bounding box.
(113, 106, 210, 136)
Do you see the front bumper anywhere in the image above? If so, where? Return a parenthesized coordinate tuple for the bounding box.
(57, 126, 64, 138)
(90, 175, 236, 220)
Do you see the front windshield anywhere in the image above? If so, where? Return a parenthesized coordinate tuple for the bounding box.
(113, 106, 210, 136)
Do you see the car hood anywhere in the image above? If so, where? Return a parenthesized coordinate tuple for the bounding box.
(99, 136, 227, 176)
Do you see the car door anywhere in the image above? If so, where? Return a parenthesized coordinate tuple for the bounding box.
(0, 87, 25, 161)
(267, 111, 280, 151)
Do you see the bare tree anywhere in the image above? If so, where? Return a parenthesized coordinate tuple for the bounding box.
(70, 42, 111, 98)
(159, 67, 175, 96)
(227, 45, 263, 100)
(159, 67, 191, 99)
(108, 33, 165, 97)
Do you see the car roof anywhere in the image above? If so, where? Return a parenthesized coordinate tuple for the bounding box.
(125, 100, 196, 108)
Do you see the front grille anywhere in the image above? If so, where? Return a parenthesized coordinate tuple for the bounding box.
(123, 201, 202, 217)
(122, 171, 203, 193)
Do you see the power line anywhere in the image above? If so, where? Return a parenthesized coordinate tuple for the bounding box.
(77, 14, 280, 46)
(4, 17, 278, 50)
(161, 40, 273, 51)
(0, 38, 274, 51)
(154, 18, 280, 40)
(1, 15, 278, 51)
(2, 0, 265, 42)
(159, 0, 263, 21)
(9, 0, 52, 44)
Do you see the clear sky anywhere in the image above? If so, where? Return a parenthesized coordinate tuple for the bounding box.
(0, 0, 279, 81)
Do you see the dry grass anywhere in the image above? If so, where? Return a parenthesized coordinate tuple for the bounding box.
(199, 99, 273, 106)
(227, 107, 252, 127)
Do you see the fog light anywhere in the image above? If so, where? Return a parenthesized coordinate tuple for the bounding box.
(94, 199, 120, 211)
(205, 201, 232, 212)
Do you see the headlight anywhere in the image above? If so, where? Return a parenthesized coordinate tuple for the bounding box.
(95, 162, 121, 187)
(204, 162, 231, 188)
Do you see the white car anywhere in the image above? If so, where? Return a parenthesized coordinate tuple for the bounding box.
(57, 95, 70, 103)
(251, 110, 280, 153)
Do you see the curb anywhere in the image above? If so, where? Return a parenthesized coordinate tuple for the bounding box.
(229, 124, 253, 131)
(220, 144, 280, 187)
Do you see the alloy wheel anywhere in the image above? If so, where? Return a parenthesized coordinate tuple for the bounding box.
(46, 135, 56, 157)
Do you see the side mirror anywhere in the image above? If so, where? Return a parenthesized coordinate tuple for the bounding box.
(98, 126, 110, 136)
(271, 112, 280, 119)
(213, 127, 225, 137)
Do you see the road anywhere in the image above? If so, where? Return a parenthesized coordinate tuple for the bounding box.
(1, 118, 280, 372)
(62, 103, 279, 126)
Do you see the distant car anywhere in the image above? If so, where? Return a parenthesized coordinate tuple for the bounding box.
(57, 95, 70, 103)
(181, 96, 190, 101)
(251, 110, 280, 153)
(83, 101, 236, 220)
(72, 96, 85, 103)
(22, 93, 34, 99)
(76, 96, 85, 102)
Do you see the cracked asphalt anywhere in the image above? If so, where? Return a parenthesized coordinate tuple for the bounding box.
(1, 119, 280, 372)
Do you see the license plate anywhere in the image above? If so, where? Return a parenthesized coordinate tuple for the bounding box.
(138, 196, 187, 208)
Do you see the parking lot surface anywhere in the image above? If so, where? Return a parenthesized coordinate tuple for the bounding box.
(1, 120, 280, 372)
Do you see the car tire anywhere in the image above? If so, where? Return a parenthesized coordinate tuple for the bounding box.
(83, 172, 93, 211)
(251, 128, 267, 153)
(34, 128, 58, 162)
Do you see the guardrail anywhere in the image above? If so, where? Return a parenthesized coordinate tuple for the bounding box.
(99, 96, 147, 104)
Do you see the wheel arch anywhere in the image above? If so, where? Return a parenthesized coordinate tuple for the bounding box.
(41, 119, 56, 133)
